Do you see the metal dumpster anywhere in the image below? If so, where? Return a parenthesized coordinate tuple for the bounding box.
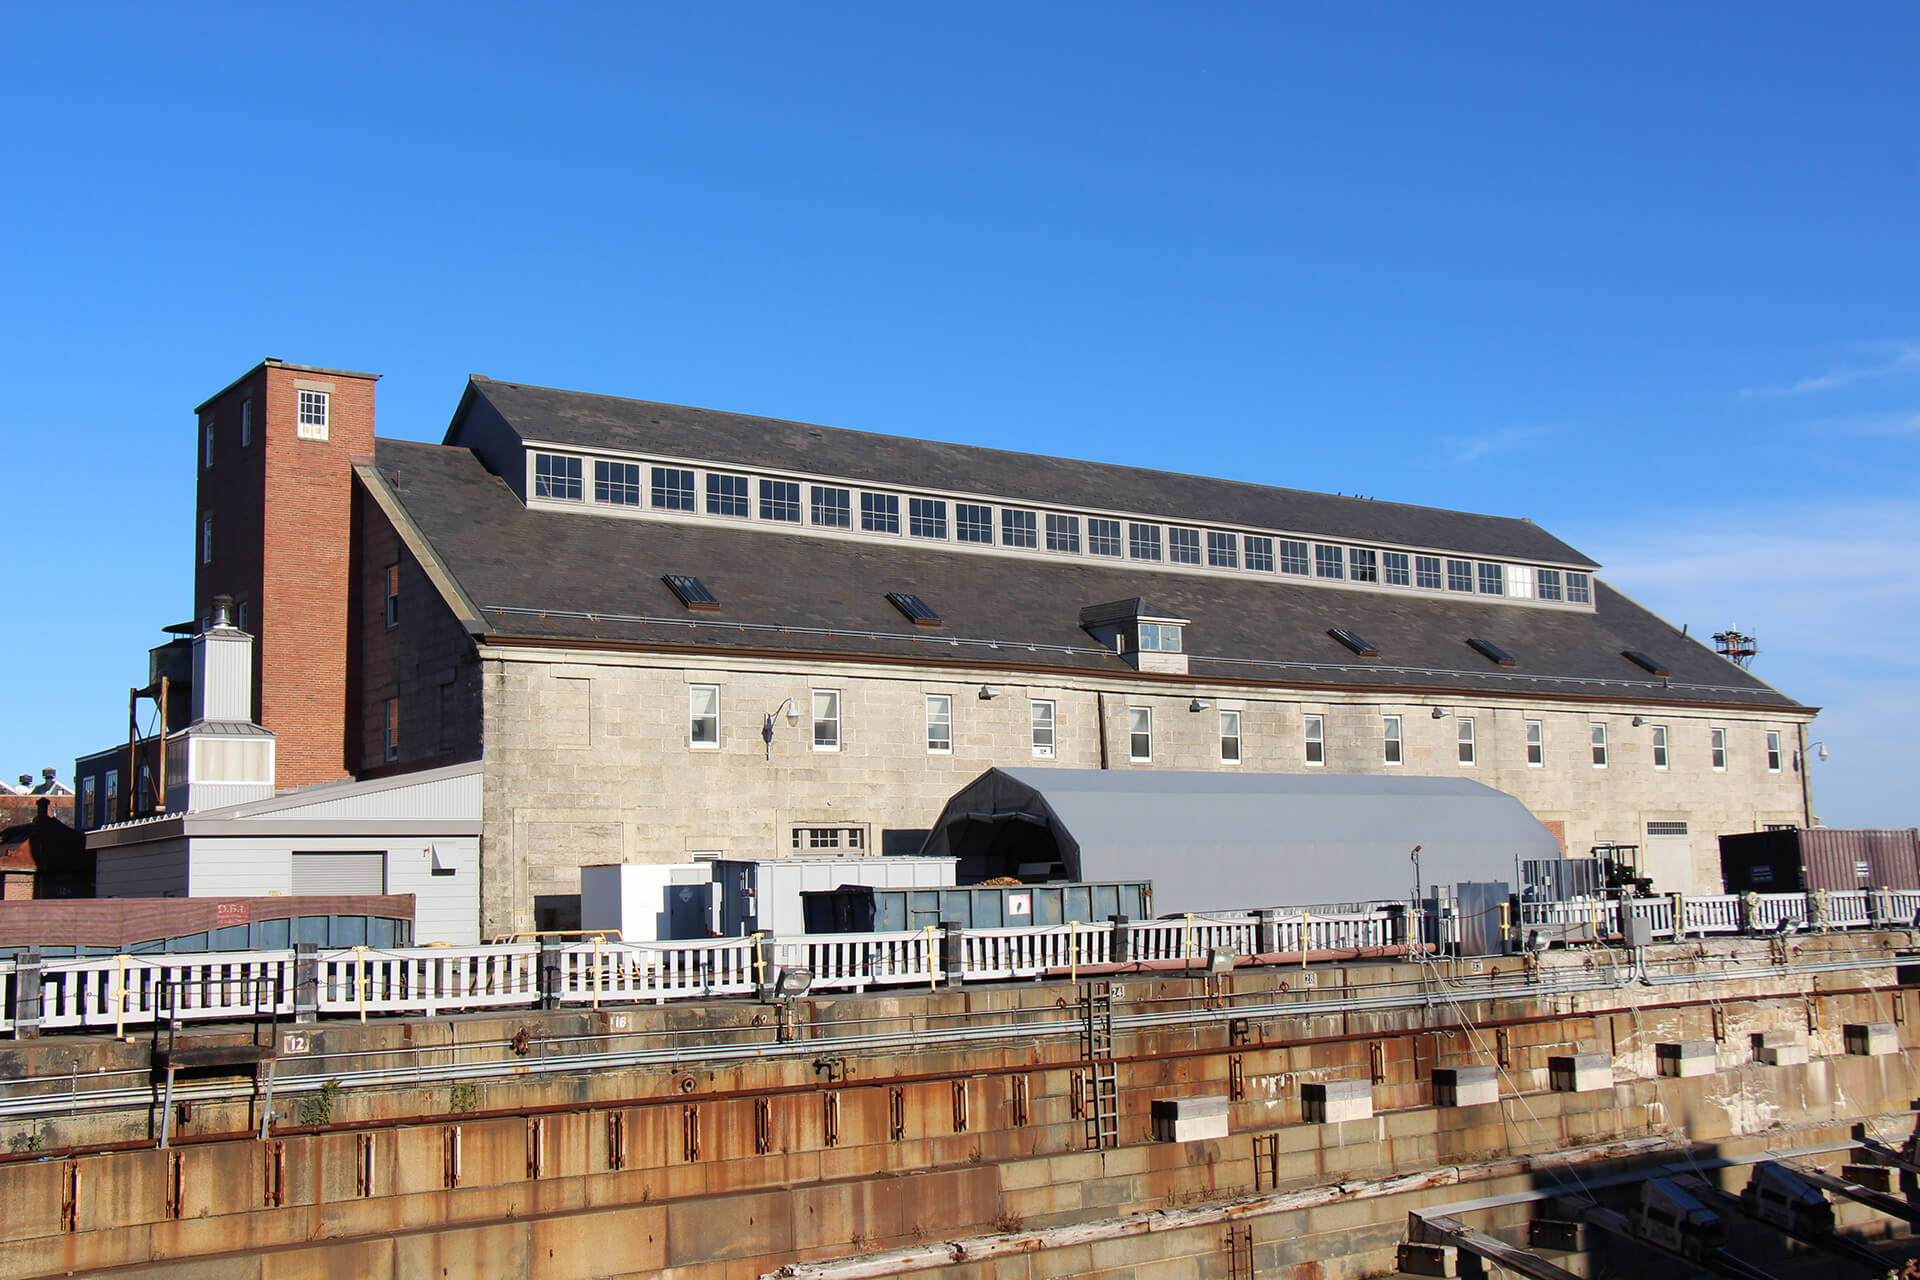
(801, 881, 1152, 933)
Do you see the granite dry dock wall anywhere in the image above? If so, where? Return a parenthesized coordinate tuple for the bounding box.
(0, 937, 1914, 1278)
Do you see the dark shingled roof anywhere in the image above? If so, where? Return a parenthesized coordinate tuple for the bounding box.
(372, 439, 1801, 711)
(456, 378, 1600, 569)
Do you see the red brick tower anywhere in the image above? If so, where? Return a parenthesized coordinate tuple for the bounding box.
(191, 359, 379, 789)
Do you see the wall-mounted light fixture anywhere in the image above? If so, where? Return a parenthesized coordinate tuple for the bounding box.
(1431, 707, 1449, 719)
(979, 686, 1000, 700)
(1794, 741, 1829, 769)
(762, 698, 801, 759)
(1189, 698, 1210, 712)
(1631, 716, 1645, 727)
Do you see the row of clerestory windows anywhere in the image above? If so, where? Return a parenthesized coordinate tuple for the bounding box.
(525, 450, 1594, 607)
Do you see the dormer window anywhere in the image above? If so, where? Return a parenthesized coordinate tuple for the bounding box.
(1080, 599, 1190, 674)
(1137, 622, 1182, 653)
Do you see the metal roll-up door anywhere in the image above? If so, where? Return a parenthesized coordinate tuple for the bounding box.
(291, 852, 387, 896)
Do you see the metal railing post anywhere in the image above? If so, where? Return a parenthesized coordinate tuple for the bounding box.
(538, 937, 563, 1010)
(940, 921, 965, 985)
(294, 943, 318, 1020)
(1255, 909, 1279, 956)
(10, 951, 41, 1039)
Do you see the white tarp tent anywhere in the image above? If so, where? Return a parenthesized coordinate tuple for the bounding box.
(918, 768, 1561, 917)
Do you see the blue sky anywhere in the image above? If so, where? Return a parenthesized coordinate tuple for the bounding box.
(3, 4, 1915, 825)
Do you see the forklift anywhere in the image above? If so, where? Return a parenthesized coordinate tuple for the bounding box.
(1592, 842, 1654, 898)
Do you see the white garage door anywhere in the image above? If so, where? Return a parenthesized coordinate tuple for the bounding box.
(291, 852, 387, 896)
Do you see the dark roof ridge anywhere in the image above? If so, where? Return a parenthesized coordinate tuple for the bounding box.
(462, 376, 1599, 568)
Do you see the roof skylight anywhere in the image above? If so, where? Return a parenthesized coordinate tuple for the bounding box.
(1621, 650, 1670, 677)
(886, 591, 941, 627)
(1467, 638, 1516, 667)
(663, 574, 720, 611)
(1327, 627, 1378, 657)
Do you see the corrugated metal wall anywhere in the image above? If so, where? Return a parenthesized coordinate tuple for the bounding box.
(1719, 827, 1920, 892)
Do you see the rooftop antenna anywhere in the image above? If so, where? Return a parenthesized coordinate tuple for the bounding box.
(1712, 628, 1758, 669)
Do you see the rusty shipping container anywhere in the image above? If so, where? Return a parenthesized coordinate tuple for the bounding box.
(1718, 828, 1920, 893)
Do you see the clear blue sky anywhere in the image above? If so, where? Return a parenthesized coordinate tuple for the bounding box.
(3, 4, 1915, 825)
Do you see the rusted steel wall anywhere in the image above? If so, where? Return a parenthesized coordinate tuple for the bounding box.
(1, 960, 1915, 1278)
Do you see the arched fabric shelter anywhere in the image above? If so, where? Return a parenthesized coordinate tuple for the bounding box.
(917, 768, 1562, 917)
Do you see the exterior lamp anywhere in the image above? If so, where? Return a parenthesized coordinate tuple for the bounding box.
(1431, 707, 1449, 719)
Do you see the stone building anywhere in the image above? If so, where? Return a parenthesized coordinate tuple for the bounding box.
(337, 375, 1809, 935)
(82, 361, 1811, 937)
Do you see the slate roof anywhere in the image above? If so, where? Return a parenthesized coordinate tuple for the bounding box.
(372, 438, 1801, 711)
(456, 378, 1599, 568)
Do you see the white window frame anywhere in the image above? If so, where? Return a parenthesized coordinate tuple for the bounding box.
(384, 563, 400, 629)
(812, 690, 841, 752)
(1765, 730, 1782, 773)
(1457, 716, 1475, 766)
(689, 684, 720, 750)
(1652, 724, 1669, 770)
(1304, 713, 1325, 766)
(1383, 714, 1402, 765)
(1710, 726, 1727, 772)
(1220, 709, 1241, 763)
(925, 693, 953, 754)
(1128, 707, 1152, 762)
(1525, 719, 1543, 767)
(1591, 722, 1608, 768)
(296, 389, 330, 441)
(1030, 699, 1056, 758)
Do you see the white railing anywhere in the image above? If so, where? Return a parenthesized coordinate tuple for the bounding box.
(34, 952, 295, 1031)
(3, 888, 1909, 1035)
(314, 945, 543, 1017)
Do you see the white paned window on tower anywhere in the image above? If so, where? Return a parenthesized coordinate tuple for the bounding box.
(297, 389, 329, 440)
(1456, 717, 1475, 765)
(1383, 715, 1402, 765)
(1220, 710, 1241, 763)
(1304, 714, 1325, 766)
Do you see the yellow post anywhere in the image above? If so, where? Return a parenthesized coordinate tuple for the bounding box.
(1184, 913, 1194, 963)
(1069, 921, 1080, 985)
(592, 935, 603, 1011)
(925, 924, 939, 990)
(1301, 913, 1310, 969)
(752, 932, 766, 991)
(1499, 902, 1510, 948)
(113, 954, 127, 1041)
(355, 945, 369, 1023)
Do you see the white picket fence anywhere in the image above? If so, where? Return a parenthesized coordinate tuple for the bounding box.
(2, 889, 1910, 1036)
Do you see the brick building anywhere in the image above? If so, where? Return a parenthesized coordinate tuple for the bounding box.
(87, 361, 1813, 938)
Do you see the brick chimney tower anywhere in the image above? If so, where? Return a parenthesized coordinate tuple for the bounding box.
(192, 359, 379, 789)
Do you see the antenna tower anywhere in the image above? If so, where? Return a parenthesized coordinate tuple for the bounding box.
(1712, 628, 1758, 669)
